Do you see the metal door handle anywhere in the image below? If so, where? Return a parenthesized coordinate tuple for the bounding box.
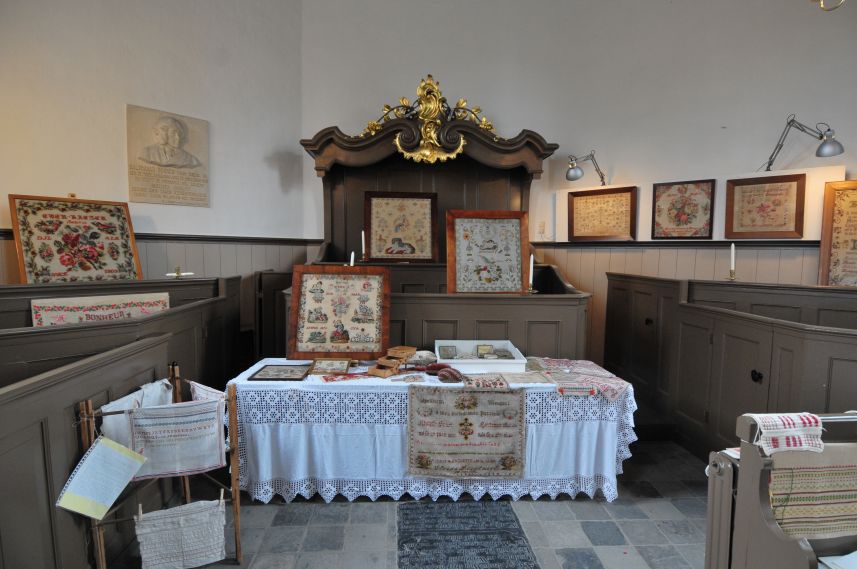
(751, 369, 764, 383)
(644, 318, 654, 326)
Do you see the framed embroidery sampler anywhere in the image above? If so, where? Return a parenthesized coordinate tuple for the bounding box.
(725, 174, 805, 239)
(819, 181, 857, 286)
(288, 265, 391, 360)
(568, 187, 637, 242)
(445, 210, 529, 294)
(652, 179, 715, 240)
(364, 192, 438, 262)
(9, 194, 142, 283)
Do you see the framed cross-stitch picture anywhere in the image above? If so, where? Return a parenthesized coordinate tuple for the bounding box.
(651, 179, 715, 240)
(364, 192, 438, 262)
(249, 364, 311, 381)
(819, 181, 857, 286)
(9, 194, 142, 283)
(725, 174, 805, 239)
(568, 187, 637, 242)
(445, 210, 529, 294)
(288, 265, 391, 360)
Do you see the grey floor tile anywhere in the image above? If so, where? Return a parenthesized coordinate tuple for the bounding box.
(655, 521, 705, 545)
(681, 480, 709, 497)
(618, 521, 669, 545)
(555, 547, 605, 569)
(618, 481, 662, 500)
(604, 499, 648, 520)
(344, 551, 387, 569)
(676, 544, 706, 569)
(208, 553, 255, 568)
(690, 517, 708, 534)
(511, 501, 539, 522)
(258, 526, 305, 554)
(227, 527, 267, 556)
(273, 504, 317, 526)
(303, 525, 345, 552)
(386, 518, 397, 550)
(350, 503, 389, 524)
(387, 550, 397, 569)
(238, 505, 280, 528)
(310, 504, 350, 525)
(343, 523, 387, 550)
(521, 521, 550, 547)
(581, 521, 626, 546)
(568, 500, 610, 521)
(670, 499, 707, 519)
(533, 548, 562, 569)
(594, 546, 650, 569)
(249, 553, 297, 569)
(636, 545, 692, 568)
(534, 501, 576, 521)
(294, 551, 340, 569)
(636, 500, 686, 521)
(542, 521, 590, 548)
(651, 481, 696, 499)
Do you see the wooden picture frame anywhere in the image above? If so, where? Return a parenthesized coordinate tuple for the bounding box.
(9, 194, 143, 283)
(249, 364, 311, 381)
(364, 192, 438, 263)
(651, 179, 715, 240)
(568, 187, 637, 242)
(445, 210, 529, 294)
(309, 359, 352, 375)
(819, 181, 857, 286)
(288, 264, 390, 360)
(725, 174, 805, 239)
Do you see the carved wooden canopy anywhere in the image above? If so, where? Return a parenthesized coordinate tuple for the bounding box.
(300, 75, 558, 179)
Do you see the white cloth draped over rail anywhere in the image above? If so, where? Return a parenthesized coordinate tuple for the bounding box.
(228, 358, 637, 503)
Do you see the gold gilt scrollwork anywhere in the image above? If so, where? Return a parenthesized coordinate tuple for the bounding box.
(361, 75, 495, 164)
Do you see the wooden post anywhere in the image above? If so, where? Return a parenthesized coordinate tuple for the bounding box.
(227, 383, 242, 564)
(170, 363, 192, 504)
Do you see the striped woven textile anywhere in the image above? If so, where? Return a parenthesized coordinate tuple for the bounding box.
(769, 443, 857, 540)
(746, 413, 824, 455)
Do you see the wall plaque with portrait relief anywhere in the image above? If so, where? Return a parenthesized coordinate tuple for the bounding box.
(568, 187, 637, 242)
(819, 181, 857, 286)
(127, 104, 210, 207)
(288, 265, 391, 360)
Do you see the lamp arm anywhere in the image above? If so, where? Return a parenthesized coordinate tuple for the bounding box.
(587, 153, 607, 186)
(765, 116, 824, 171)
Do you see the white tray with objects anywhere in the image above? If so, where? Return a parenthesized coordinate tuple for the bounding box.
(434, 339, 527, 373)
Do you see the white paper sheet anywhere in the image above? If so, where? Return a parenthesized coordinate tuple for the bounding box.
(56, 436, 146, 520)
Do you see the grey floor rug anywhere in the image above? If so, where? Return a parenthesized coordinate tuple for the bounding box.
(397, 501, 540, 569)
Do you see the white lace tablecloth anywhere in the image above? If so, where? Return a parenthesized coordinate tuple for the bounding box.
(228, 359, 637, 503)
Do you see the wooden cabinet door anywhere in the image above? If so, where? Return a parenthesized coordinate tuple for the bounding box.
(604, 281, 632, 376)
(675, 310, 715, 442)
(709, 318, 773, 449)
(630, 288, 659, 393)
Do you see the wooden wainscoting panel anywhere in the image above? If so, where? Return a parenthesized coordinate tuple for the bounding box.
(777, 249, 804, 285)
(389, 320, 406, 347)
(422, 320, 459, 347)
(828, 358, 857, 412)
(475, 320, 509, 340)
(750, 304, 802, 323)
(817, 309, 857, 330)
(526, 320, 562, 358)
(675, 312, 715, 433)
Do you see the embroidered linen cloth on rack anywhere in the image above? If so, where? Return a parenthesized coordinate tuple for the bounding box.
(744, 412, 824, 455)
(130, 399, 226, 480)
(769, 442, 857, 539)
(227, 357, 637, 504)
(100, 378, 173, 447)
(189, 380, 225, 402)
(135, 500, 226, 569)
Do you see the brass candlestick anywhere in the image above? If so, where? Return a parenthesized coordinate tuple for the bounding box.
(728, 269, 736, 281)
(528, 285, 538, 295)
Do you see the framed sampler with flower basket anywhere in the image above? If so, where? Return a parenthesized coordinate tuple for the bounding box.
(725, 174, 805, 239)
(651, 179, 715, 239)
(445, 210, 529, 294)
(288, 264, 391, 360)
(9, 194, 143, 283)
(819, 181, 857, 286)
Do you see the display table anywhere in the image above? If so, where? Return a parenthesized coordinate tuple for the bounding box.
(228, 359, 637, 503)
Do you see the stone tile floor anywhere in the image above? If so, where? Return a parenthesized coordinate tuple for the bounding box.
(207, 441, 709, 569)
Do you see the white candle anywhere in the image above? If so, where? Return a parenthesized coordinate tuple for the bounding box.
(730, 243, 735, 272)
(350, 251, 355, 266)
(529, 254, 534, 287)
(361, 231, 366, 256)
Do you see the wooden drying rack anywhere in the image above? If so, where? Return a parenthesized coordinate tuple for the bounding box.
(77, 363, 243, 568)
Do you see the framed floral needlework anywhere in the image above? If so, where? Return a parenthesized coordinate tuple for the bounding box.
(288, 265, 391, 360)
(445, 210, 529, 294)
(365, 192, 437, 262)
(652, 179, 715, 240)
(9, 194, 142, 283)
(725, 174, 805, 239)
(568, 187, 637, 242)
(819, 181, 857, 286)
